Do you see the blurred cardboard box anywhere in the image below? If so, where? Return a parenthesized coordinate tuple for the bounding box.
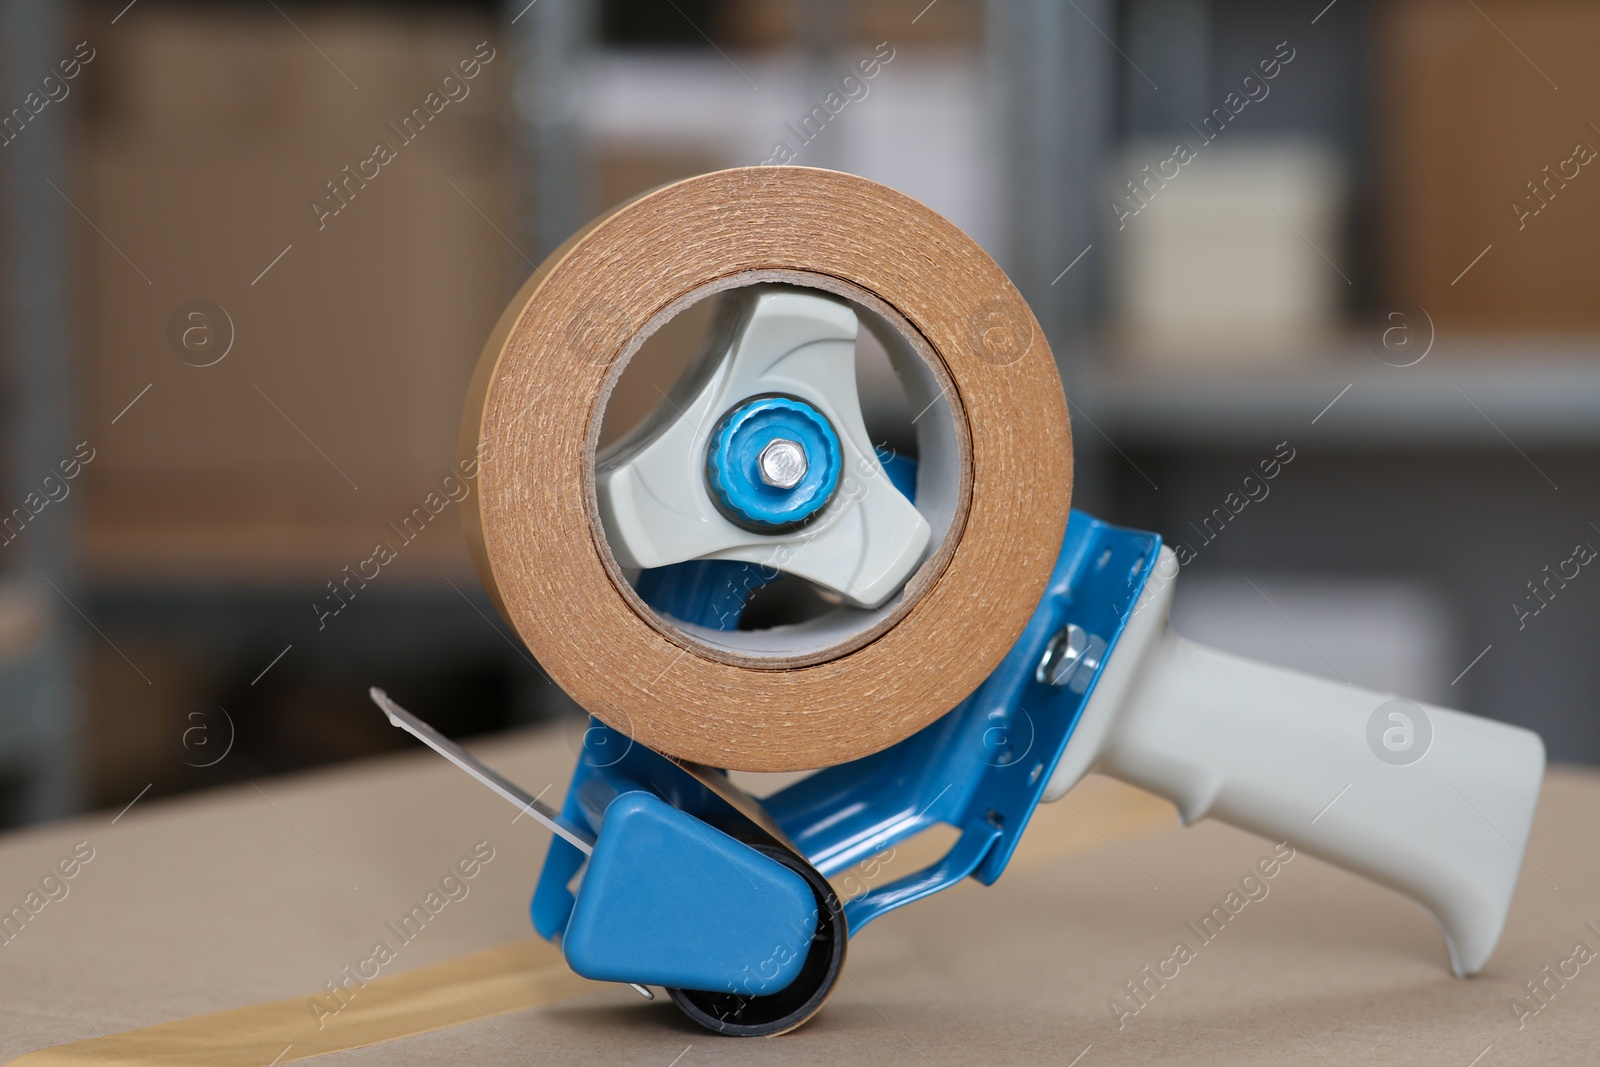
(76, 7, 511, 584)
(1108, 139, 1347, 364)
(83, 636, 211, 809)
(1378, 0, 1600, 332)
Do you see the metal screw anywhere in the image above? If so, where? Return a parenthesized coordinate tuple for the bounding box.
(758, 438, 808, 489)
(1036, 623, 1105, 693)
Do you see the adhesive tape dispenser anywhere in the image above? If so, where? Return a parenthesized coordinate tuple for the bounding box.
(370, 168, 1545, 1037)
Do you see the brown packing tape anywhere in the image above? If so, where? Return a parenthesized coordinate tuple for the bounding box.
(7, 779, 1171, 1066)
(462, 166, 1073, 772)
(6, 940, 595, 1067)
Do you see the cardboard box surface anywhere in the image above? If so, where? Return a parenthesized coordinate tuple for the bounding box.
(0, 722, 1595, 1064)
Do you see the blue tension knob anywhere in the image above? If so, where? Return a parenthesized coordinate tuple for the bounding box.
(706, 395, 842, 529)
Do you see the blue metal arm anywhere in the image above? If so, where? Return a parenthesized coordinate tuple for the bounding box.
(764, 510, 1158, 930)
(533, 508, 1160, 954)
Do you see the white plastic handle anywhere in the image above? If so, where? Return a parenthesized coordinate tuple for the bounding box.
(1046, 548, 1545, 976)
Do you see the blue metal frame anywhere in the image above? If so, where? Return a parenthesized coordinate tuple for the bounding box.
(532, 509, 1159, 984)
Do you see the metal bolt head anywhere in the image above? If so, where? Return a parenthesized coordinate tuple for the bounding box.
(1037, 623, 1106, 693)
(1036, 624, 1089, 687)
(757, 438, 808, 489)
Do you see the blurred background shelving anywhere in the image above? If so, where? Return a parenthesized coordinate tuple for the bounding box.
(1088, 342, 1600, 445)
(2, 0, 1597, 828)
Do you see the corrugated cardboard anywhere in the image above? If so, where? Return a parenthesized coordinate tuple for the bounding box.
(76, 8, 512, 583)
(1378, 0, 1600, 331)
(1, 721, 1594, 1064)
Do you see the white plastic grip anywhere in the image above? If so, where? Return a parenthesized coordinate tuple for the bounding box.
(1047, 547, 1546, 976)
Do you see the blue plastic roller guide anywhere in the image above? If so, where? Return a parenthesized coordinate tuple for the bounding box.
(705, 395, 843, 529)
(560, 792, 818, 992)
(533, 509, 1160, 994)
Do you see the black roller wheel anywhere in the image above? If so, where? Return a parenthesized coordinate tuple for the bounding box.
(666, 843, 847, 1037)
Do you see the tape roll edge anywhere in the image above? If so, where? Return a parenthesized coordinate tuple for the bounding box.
(463, 166, 1071, 771)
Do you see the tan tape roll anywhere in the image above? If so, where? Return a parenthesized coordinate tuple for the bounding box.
(462, 167, 1071, 771)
